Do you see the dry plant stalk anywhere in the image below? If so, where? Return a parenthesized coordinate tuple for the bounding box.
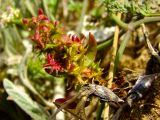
(103, 12, 122, 120)
(141, 24, 160, 63)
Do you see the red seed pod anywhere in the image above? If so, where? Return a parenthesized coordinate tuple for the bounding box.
(22, 18, 28, 24)
(53, 20, 59, 27)
(34, 30, 40, 40)
(71, 35, 76, 41)
(38, 8, 44, 15)
(75, 36, 80, 43)
(38, 15, 49, 21)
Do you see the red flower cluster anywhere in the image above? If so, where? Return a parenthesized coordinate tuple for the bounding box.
(31, 9, 49, 48)
(23, 8, 102, 79)
(23, 8, 58, 48)
(43, 53, 64, 74)
(23, 8, 84, 75)
(32, 8, 49, 23)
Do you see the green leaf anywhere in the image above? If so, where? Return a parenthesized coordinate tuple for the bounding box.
(83, 33, 97, 67)
(114, 31, 131, 72)
(97, 39, 113, 51)
(3, 79, 49, 120)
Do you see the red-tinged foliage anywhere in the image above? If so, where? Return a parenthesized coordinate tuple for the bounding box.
(88, 32, 97, 47)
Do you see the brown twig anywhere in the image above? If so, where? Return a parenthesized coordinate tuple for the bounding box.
(141, 24, 160, 63)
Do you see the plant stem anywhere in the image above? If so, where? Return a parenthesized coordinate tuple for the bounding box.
(145, 13, 160, 17)
(25, 1, 36, 16)
(42, 0, 54, 20)
(141, 24, 160, 63)
(111, 14, 128, 29)
(107, 24, 121, 84)
(132, 16, 160, 29)
(52, 0, 59, 16)
(76, 0, 88, 34)
(96, 102, 105, 120)
(104, 12, 122, 120)
(114, 30, 132, 72)
(97, 39, 113, 51)
(111, 14, 160, 30)
(62, 0, 68, 18)
(3, 29, 14, 56)
(53, 77, 65, 120)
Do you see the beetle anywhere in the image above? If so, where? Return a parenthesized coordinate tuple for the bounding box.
(112, 73, 160, 120)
